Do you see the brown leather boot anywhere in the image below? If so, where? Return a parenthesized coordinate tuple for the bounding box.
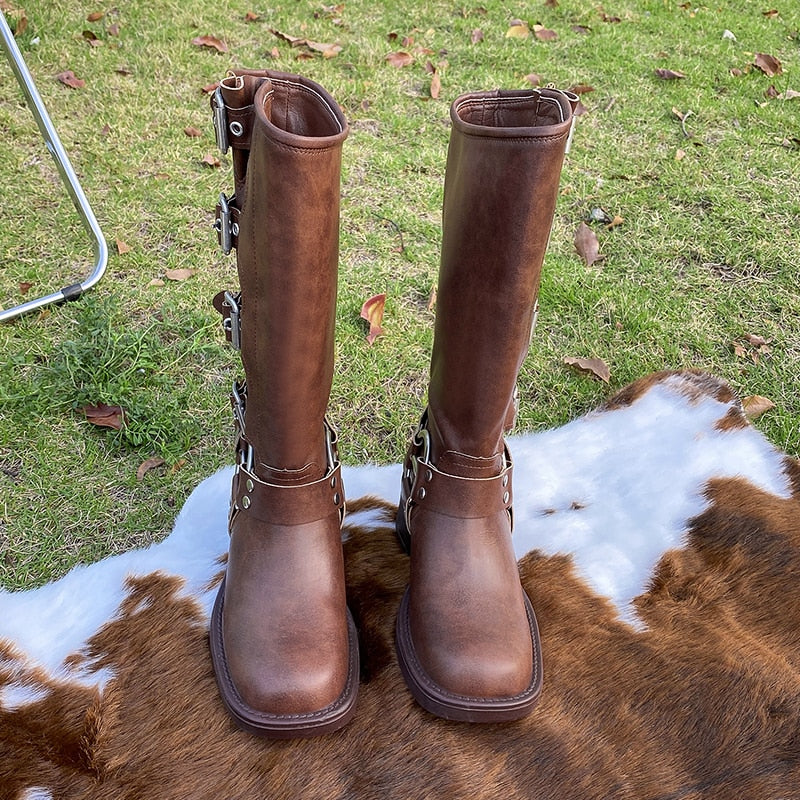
(396, 87, 577, 722)
(208, 70, 358, 738)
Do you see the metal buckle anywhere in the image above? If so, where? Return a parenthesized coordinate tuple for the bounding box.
(231, 380, 247, 436)
(222, 290, 241, 350)
(213, 87, 229, 154)
(214, 192, 235, 255)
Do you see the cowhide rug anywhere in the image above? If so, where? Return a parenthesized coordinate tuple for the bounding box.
(2, 370, 800, 799)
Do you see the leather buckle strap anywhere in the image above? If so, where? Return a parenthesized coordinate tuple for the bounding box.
(403, 412, 514, 526)
(230, 420, 345, 527)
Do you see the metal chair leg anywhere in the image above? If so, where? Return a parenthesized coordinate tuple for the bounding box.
(0, 11, 108, 323)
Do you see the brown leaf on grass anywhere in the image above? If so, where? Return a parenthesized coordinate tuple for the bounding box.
(569, 83, 595, 94)
(19, 281, 33, 295)
(754, 52, 782, 77)
(184, 126, 202, 137)
(82, 29, 102, 46)
(564, 356, 611, 383)
(545, 0, 559, 6)
(765, 84, 779, 98)
(430, 71, 442, 99)
(655, 68, 686, 80)
(81, 403, 126, 430)
(427, 286, 437, 312)
(148, 278, 165, 287)
(783, 89, 800, 100)
(201, 81, 219, 94)
(201, 153, 221, 167)
(360, 293, 386, 345)
(525, 73, 542, 87)
(471, 28, 484, 44)
(107, 22, 120, 36)
(137, 457, 166, 481)
(7, 9, 27, 36)
(245, 11, 261, 22)
(533, 25, 558, 41)
(165, 268, 196, 281)
(191, 35, 228, 53)
(574, 222, 602, 266)
(116, 238, 131, 254)
(87, 11, 105, 21)
(606, 215, 624, 230)
(56, 70, 86, 89)
(763, 8, 779, 17)
(572, 24, 592, 34)
(386, 51, 414, 67)
(742, 395, 775, 419)
(506, 22, 530, 38)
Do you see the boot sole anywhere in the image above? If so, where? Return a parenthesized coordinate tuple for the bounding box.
(209, 576, 359, 738)
(395, 586, 543, 723)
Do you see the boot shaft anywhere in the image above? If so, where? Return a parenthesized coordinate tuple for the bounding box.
(213, 71, 348, 480)
(428, 88, 577, 471)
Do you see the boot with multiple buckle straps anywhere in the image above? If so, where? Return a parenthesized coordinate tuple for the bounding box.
(395, 87, 578, 722)
(207, 70, 358, 738)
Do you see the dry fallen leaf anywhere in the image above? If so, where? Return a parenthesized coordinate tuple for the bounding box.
(505, 22, 530, 38)
(742, 395, 775, 419)
(137, 457, 166, 481)
(149, 278, 165, 287)
(574, 222, 602, 267)
(191, 35, 228, 53)
(56, 70, 86, 89)
(201, 153, 221, 167)
(81, 403, 125, 430)
(430, 71, 441, 99)
(87, 11, 105, 21)
(116, 238, 131, 254)
(184, 126, 202, 137)
(360, 293, 386, 345)
(386, 51, 414, 67)
(525, 73, 542, 87)
(533, 25, 558, 41)
(245, 11, 261, 22)
(427, 286, 437, 312)
(564, 356, 611, 383)
(19, 281, 33, 295)
(754, 52, 782, 77)
(655, 68, 686, 80)
(165, 269, 196, 281)
(471, 28, 484, 44)
(82, 29, 102, 47)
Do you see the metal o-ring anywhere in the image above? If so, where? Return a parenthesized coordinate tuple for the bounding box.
(229, 120, 244, 137)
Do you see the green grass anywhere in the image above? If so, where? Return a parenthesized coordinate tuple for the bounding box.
(1, 0, 798, 588)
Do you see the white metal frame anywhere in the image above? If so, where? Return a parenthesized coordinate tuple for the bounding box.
(0, 11, 107, 322)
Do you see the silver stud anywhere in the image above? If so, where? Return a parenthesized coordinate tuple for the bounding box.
(242, 495, 251, 509)
(333, 492, 341, 505)
(331, 475, 337, 488)
(425, 469, 433, 482)
(246, 478, 254, 492)
(503, 491, 510, 504)
(418, 487, 426, 500)
(502, 474, 509, 487)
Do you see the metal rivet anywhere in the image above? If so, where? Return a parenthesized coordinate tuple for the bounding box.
(331, 475, 337, 488)
(503, 491, 510, 504)
(229, 120, 244, 137)
(242, 495, 251, 509)
(406, 467, 414, 481)
(502, 474, 509, 487)
(425, 469, 433, 482)
(418, 487, 426, 500)
(246, 478, 254, 492)
(333, 492, 341, 505)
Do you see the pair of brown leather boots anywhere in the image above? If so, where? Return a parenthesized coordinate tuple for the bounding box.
(207, 70, 577, 738)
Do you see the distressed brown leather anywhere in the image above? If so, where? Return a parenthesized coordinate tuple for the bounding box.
(208, 70, 358, 738)
(396, 88, 577, 722)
